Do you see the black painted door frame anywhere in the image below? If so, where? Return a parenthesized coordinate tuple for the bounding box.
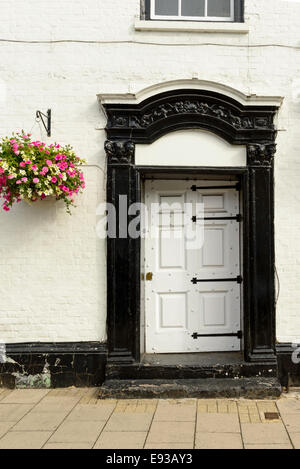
(103, 89, 279, 367)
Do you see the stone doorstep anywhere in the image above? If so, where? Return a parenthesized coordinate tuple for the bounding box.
(98, 378, 282, 399)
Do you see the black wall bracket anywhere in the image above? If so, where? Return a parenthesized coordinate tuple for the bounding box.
(36, 109, 51, 137)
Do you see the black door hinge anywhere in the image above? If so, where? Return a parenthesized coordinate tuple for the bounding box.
(191, 183, 240, 192)
(191, 276, 243, 284)
(192, 330, 243, 340)
(192, 214, 243, 223)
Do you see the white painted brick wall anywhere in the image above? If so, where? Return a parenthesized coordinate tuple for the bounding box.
(0, 0, 299, 343)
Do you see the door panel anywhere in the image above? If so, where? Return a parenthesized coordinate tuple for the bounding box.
(144, 179, 241, 353)
(194, 220, 240, 279)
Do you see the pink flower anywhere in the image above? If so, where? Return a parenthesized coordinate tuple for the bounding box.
(3, 206, 10, 212)
(0, 168, 4, 175)
(31, 164, 38, 171)
(58, 161, 68, 171)
(19, 162, 26, 168)
(33, 178, 39, 183)
(7, 174, 15, 180)
(55, 154, 63, 161)
(40, 193, 46, 199)
(46, 160, 53, 166)
(58, 173, 64, 179)
(25, 160, 32, 165)
(40, 167, 49, 175)
(14, 150, 20, 156)
(21, 177, 28, 182)
(51, 177, 57, 183)
(16, 180, 22, 184)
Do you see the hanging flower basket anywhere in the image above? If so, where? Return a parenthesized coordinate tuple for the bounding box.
(0, 132, 86, 214)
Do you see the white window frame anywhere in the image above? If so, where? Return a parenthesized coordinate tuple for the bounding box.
(150, 0, 235, 22)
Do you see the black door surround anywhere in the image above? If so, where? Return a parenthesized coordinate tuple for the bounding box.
(103, 88, 279, 370)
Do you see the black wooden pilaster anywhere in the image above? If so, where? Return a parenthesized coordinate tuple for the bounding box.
(247, 144, 277, 363)
(105, 140, 139, 364)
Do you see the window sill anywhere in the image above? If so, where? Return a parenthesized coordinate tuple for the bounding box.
(134, 19, 249, 34)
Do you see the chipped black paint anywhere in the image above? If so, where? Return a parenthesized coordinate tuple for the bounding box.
(0, 342, 107, 388)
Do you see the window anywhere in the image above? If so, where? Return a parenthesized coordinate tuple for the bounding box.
(145, 0, 244, 22)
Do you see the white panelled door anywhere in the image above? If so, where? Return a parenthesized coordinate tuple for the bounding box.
(144, 180, 241, 353)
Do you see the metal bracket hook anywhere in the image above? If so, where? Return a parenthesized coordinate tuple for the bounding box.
(36, 109, 51, 137)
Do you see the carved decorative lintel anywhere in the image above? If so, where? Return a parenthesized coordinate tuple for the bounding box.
(109, 102, 272, 131)
(104, 140, 135, 165)
(247, 144, 276, 167)
(104, 90, 278, 145)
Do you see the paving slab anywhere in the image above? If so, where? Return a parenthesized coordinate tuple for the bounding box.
(277, 399, 300, 415)
(245, 444, 293, 449)
(145, 443, 194, 449)
(94, 431, 147, 449)
(197, 412, 240, 433)
(114, 400, 157, 414)
(0, 389, 49, 404)
(32, 401, 78, 413)
(67, 403, 115, 422)
(48, 420, 105, 444)
(13, 411, 68, 432)
(147, 421, 195, 444)
(288, 433, 300, 449)
(0, 404, 34, 422)
(43, 442, 93, 449)
(105, 412, 153, 432)
(0, 422, 15, 438)
(195, 432, 243, 449)
(280, 413, 300, 433)
(0, 431, 52, 449)
(154, 402, 196, 422)
(241, 422, 290, 445)
(0, 390, 12, 402)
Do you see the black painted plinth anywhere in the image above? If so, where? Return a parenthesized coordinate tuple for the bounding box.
(0, 342, 107, 389)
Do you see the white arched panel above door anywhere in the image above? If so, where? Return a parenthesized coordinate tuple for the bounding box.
(135, 129, 247, 167)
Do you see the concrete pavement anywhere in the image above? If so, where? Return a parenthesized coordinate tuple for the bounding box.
(0, 387, 299, 449)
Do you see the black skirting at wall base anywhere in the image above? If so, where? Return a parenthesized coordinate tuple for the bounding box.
(0, 341, 297, 391)
(0, 342, 108, 389)
(276, 344, 300, 388)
